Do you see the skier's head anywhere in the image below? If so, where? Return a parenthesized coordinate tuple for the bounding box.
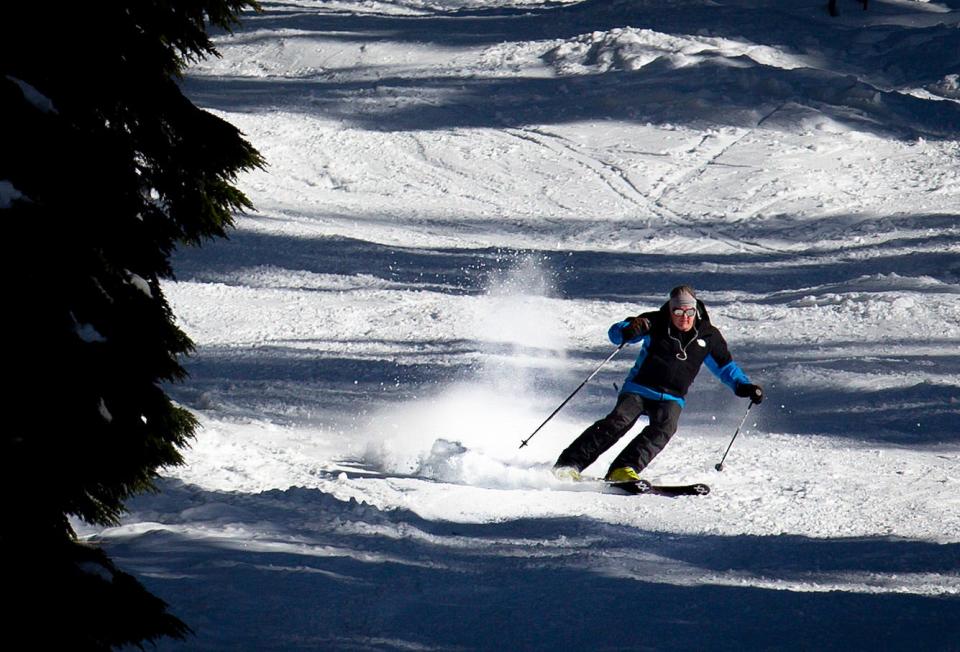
(669, 285, 698, 332)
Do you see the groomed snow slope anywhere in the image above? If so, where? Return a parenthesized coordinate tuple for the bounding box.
(79, 1, 959, 649)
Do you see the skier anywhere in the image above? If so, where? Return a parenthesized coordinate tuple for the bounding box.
(553, 285, 763, 483)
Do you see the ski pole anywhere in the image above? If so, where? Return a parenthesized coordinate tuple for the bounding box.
(519, 343, 625, 449)
(714, 402, 753, 472)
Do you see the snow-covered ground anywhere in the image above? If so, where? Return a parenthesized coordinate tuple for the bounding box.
(80, 0, 960, 649)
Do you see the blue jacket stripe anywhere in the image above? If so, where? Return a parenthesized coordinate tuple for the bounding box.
(620, 382, 686, 407)
(705, 355, 750, 392)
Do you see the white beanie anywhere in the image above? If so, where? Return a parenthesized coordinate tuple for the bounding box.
(670, 288, 697, 310)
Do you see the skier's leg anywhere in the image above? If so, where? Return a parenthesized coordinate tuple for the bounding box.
(554, 393, 646, 472)
(607, 399, 682, 474)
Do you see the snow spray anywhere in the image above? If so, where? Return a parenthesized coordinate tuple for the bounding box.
(361, 255, 571, 487)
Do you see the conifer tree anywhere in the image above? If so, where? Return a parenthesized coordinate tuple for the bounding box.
(1, 2, 263, 647)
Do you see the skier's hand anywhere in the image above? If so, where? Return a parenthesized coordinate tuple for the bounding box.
(621, 316, 651, 341)
(736, 383, 764, 404)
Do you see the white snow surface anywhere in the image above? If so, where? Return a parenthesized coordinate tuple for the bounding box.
(78, 0, 960, 649)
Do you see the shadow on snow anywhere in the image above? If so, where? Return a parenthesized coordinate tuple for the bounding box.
(187, 0, 960, 138)
(168, 224, 959, 445)
(166, 336, 960, 446)
(104, 480, 960, 651)
(171, 218, 960, 300)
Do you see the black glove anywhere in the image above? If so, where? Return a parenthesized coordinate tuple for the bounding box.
(620, 316, 651, 342)
(735, 383, 764, 404)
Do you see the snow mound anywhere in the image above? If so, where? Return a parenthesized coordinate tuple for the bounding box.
(543, 27, 805, 76)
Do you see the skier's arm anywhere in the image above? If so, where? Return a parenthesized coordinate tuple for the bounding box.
(705, 354, 750, 392)
(608, 321, 632, 345)
(704, 331, 750, 392)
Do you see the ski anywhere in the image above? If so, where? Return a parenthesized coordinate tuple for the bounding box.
(605, 479, 710, 497)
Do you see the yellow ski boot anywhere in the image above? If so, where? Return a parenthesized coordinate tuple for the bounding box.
(605, 466, 641, 483)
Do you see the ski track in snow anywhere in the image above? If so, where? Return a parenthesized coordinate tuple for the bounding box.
(78, 0, 960, 649)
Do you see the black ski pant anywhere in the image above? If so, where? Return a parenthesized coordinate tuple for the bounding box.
(554, 393, 682, 476)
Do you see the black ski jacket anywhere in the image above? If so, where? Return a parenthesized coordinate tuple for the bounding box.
(608, 299, 750, 406)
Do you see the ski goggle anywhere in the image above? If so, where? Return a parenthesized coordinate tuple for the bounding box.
(671, 307, 697, 317)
